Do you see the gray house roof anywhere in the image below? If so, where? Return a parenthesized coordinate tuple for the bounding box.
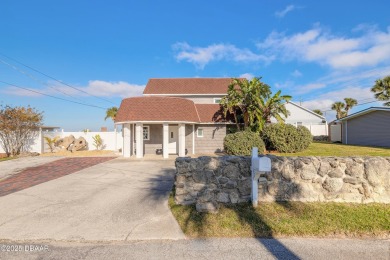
(337, 107, 390, 121)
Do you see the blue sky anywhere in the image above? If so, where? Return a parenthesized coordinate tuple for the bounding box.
(1, 0, 389, 130)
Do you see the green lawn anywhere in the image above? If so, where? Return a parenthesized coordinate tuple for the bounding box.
(274, 142, 390, 157)
(169, 197, 390, 238)
(0, 157, 14, 162)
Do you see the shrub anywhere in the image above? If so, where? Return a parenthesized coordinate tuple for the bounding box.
(262, 123, 312, 153)
(224, 130, 265, 156)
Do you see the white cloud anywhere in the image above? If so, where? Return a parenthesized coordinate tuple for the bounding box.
(173, 42, 272, 69)
(275, 5, 296, 18)
(295, 83, 326, 94)
(257, 25, 390, 69)
(3, 80, 145, 99)
(239, 73, 255, 80)
(2, 86, 43, 97)
(291, 69, 302, 77)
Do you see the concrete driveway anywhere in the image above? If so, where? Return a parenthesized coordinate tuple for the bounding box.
(0, 157, 185, 241)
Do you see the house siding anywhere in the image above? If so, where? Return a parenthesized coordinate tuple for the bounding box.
(342, 111, 390, 147)
(148, 95, 225, 104)
(143, 124, 163, 154)
(195, 124, 226, 154)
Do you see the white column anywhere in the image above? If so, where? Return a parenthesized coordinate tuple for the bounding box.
(163, 123, 169, 159)
(123, 123, 131, 158)
(178, 123, 186, 157)
(114, 124, 118, 151)
(39, 128, 44, 154)
(136, 123, 143, 158)
(192, 124, 195, 155)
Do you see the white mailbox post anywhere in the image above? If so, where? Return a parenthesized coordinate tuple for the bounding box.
(251, 147, 271, 207)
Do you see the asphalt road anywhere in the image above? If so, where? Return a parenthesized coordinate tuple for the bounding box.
(0, 238, 389, 260)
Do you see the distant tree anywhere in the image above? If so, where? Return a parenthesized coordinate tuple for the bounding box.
(312, 109, 323, 116)
(371, 75, 390, 106)
(331, 102, 345, 119)
(105, 107, 118, 121)
(0, 105, 43, 157)
(344, 98, 357, 114)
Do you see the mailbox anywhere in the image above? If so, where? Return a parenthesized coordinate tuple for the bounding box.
(258, 157, 271, 172)
(251, 147, 272, 207)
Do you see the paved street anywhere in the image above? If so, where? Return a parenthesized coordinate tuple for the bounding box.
(0, 238, 389, 260)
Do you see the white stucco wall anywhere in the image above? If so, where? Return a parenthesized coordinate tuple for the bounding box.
(0, 131, 123, 154)
(273, 102, 325, 124)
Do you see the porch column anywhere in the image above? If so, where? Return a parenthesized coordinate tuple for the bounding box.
(123, 123, 131, 158)
(178, 123, 186, 157)
(163, 123, 169, 159)
(136, 123, 143, 158)
(192, 124, 195, 155)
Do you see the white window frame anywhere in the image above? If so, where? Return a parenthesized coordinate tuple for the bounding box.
(143, 126, 150, 140)
(213, 98, 222, 104)
(197, 128, 204, 137)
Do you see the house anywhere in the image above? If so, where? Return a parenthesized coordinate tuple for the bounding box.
(337, 107, 390, 147)
(115, 78, 327, 158)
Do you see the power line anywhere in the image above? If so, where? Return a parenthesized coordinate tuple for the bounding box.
(0, 52, 117, 105)
(0, 58, 87, 103)
(0, 80, 107, 110)
(322, 99, 379, 112)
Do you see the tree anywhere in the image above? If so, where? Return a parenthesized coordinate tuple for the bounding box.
(105, 107, 118, 121)
(0, 105, 43, 157)
(331, 102, 345, 119)
(371, 75, 390, 106)
(313, 109, 323, 116)
(344, 98, 357, 114)
(220, 77, 291, 132)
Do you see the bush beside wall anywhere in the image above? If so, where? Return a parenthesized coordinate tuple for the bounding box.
(224, 131, 265, 156)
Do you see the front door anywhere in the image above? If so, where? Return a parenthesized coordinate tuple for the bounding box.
(168, 126, 178, 154)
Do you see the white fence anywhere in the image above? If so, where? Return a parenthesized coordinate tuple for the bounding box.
(294, 123, 328, 136)
(0, 131, 123, 154)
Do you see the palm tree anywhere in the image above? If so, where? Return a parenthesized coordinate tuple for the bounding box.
(313, 109, 323, 116)
(344, 98, 357, 114)
(371, 75, 390, 106)
(331, 102, 345, 119)
(105, 107, 118, 121)
(220, 77, 290, 132)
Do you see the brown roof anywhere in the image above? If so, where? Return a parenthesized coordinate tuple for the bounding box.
(115, 97, 229, 123)
(195, 104, 226, 123)
(115, 97, 199, 123)
(143, 78, 234, 95)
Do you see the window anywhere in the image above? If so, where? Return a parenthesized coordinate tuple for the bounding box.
(143, 126, 150, 140)
(197, 128, 204, 137)
(214, 98, 222, 104)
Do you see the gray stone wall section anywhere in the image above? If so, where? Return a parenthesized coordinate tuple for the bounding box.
(343, 111, 390, 147)
(195, 124, 226, 154)
(175, 156, 390, 212)
(144, 124, 163, 154)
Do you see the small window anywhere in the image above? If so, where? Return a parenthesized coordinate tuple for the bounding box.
(170, 132, 174, 138)
(297, 122, 303, 126)
(214, 98, 222, 104)
(197, 128, 204, 137)
(143, 126, 150, 140)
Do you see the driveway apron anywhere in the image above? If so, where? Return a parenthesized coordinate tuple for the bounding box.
(0, 157, 185, 241)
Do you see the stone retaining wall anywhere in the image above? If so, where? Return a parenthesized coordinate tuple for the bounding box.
(175, 156, 390, 212)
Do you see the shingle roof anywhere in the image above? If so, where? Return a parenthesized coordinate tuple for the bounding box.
(195, 104, 226, 123)
(115, 97, 229, 123)
(143, 78, 234, 95)
(115, 97, 200, 123)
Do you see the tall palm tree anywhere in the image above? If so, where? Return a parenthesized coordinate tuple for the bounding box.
(105, 106, 118, 121)
(344, 98, 357, 114)
(331, 102, 345, 119)
(258, 90, 291, 124)
(371, 75, 390, 106)
(220, 84, 242, 130)
(313, 109, 323, 116)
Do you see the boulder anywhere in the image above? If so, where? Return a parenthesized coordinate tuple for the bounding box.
(322, 177, 343, 193)
(71, 137, 88, 152)
(56, 135, 75, 150)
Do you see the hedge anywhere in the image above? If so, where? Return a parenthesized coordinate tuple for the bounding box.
(224, 130, 265, 156)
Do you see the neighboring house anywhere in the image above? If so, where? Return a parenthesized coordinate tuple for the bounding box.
(337, 107, 390, 147)
(115, 78, 328, 158)
(271, 101, 328, 136)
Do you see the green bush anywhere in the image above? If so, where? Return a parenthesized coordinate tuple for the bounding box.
(224, 130, 265, 156)
(262, 123, 312, 153)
